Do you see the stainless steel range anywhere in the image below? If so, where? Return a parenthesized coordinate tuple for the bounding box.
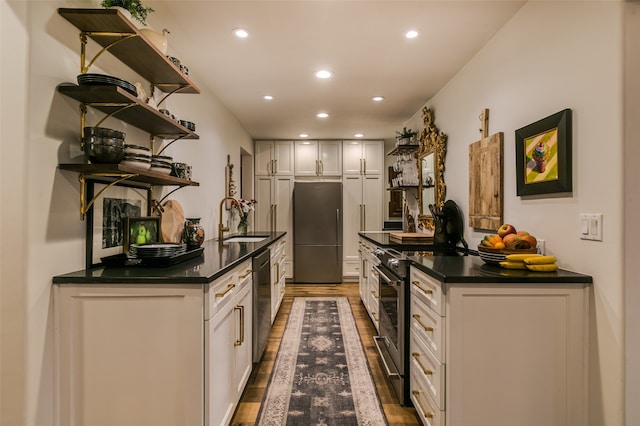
(372, 248, 412, 406)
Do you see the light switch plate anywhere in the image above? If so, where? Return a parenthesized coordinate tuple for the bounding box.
(580, 213, 603, 241)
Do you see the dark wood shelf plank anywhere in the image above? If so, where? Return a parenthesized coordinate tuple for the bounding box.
(58, 84, 199, 139)
(59, 163, 200, 187)
(58, 8, 199, 93)
(387, 144, 420, 156)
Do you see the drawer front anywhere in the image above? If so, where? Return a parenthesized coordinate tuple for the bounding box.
(411, 293, 446, 362)
(205, 259, 252, 320)
(410, 369, 444, 426)
(410, 266, 445, 316)
(343, 260, 359, 277)
(410, 329, 445, 408)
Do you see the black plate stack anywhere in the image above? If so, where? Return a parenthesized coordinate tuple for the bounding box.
(77, 73, 138, 97)
(130, 243, 186, 259)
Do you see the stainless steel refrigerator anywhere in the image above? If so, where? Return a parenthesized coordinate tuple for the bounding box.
(293, 182, 343, 283)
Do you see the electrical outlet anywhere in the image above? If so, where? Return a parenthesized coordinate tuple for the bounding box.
(537, 239, 545, 255)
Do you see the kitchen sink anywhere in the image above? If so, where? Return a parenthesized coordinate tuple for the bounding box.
(224, 236, 268, 243)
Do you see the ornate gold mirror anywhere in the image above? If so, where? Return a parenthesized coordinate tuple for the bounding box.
(417, 107, 447, 230)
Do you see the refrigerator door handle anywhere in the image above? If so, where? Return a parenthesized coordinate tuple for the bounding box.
(274, 204, 278, 231)
(320, 160, 324, 175)
(315, 160, 319, 175)
(274, 159, 278, 174)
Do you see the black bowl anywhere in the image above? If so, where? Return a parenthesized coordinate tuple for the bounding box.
(85, 142, 125, 164)
(83, 126, 126, 140)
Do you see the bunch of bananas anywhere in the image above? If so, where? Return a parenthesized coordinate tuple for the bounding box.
(499, 254, 558, 272)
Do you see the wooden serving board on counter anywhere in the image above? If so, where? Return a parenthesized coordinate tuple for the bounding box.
(469, 109, 504, 231)
(389, 232, 434, 243)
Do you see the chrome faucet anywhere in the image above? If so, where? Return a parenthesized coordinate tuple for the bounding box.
(218, 197, 242, 241)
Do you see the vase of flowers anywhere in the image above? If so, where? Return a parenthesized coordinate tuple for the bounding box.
(237, 199, 257, 235)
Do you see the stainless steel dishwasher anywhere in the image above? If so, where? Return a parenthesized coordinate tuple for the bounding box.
(252, 248, 271, 363)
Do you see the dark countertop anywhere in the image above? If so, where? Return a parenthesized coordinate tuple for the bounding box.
(53, 232, 286, 285)
(359, 231, 592, 285)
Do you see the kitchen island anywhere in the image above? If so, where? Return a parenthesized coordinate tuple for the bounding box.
(359, 231, 592, 426)
(52, 232, 286, 426)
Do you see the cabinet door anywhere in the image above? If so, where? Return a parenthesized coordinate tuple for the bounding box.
(206, 302, 236, 426)
(254, 176, 273, 232)
(342, 175, 364, 276)
(274, 176, 294, 274)
(55, 284, 203, 426)
(294, 140, 319, 175)
(342, 140, 363, 175)
(362, 175, 382, 231)
(233, 283, 253, 397)
(274, 140, 294, 175)
(362, 140, 383, 175)
(319, 140, 342, 176)
(255, 140, 274, 176)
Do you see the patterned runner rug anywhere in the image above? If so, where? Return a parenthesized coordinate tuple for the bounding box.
(257, 297, 387, 426)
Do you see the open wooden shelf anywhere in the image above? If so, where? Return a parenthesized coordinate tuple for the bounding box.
(59, 163, 200, 187)
(58, 84, 199, 139)
(58, 8, 199, 94)
(386, 144, 420, 156)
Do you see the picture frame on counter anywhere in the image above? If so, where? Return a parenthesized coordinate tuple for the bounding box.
(86, 180, 150, 268)
(515, 108, 572, 196)
(123, 216, 161, 252)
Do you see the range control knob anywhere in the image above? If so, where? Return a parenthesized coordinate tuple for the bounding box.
(374, 248, 384, 257)
(388, 258, 399, 268)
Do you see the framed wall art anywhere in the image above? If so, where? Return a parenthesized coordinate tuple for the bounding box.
(124, 216, 161, 252)
(86, 180, 151, 268)
(515, 108, 572, 196)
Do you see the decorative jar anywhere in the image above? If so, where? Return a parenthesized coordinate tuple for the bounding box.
(183, 218, 204, 249)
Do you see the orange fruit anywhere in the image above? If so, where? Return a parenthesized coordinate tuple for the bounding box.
(494, 242, 505, 250)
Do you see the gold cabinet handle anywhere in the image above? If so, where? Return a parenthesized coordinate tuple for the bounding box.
(412, 280, 433, 295)
(370, 290, 379, 299)
(239, 269, 252, 279)
(215, 284, 235, 298)
(412, 314, 434, 333)
(412, 352, 433, 376)
(371, 312, 378, 321)
(411, 390, 434, 419)
(234, 304, 244, 346)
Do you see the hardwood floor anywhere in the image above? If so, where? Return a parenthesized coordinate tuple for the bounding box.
(230, 282, 419, 425)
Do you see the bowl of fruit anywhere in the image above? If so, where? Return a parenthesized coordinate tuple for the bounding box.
(477, 223, 538, 264)
(477, 224, 559, 271)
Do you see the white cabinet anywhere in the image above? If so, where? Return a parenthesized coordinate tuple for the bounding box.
(54, 284, 204, 426)
(205, 259, 253, 426)
(255, 140, 294, 175)
(270, 237, 287, 322)
(409, 265, 589, 426)
(358, 236, 380, 330)
(343, 175, 382, 278)
(343, 140, 384, 175)
(294, 140, 342, 176)
(254, 175, 293, 279)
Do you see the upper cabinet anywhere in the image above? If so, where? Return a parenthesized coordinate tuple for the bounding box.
(342, 140, 383, 175)
(294, 140, 342, 176)
(255, 140, 294, 176)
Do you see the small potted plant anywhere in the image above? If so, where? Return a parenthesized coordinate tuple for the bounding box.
(396, 127, 417, 145)
(101, 0, 154, 26)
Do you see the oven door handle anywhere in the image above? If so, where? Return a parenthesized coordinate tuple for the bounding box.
(373, 265, 398, 286)
(373, 336, 401, 377)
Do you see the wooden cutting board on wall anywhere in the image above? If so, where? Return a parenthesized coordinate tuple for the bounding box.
(469, 109, 504, 231)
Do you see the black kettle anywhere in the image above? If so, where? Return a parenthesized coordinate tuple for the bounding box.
(429, 200, 468, 249)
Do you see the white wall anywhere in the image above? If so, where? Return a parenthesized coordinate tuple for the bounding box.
(404, 2, 625, 424)
(1, 1, 253, 423)
(624, 3, 639, 426)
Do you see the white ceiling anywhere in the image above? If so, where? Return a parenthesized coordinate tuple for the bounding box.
(147, 1, 526, 140)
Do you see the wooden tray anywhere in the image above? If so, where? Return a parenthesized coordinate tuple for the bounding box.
(389, 232, 434, 243)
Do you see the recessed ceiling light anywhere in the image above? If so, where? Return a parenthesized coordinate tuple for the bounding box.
(354, 133, 364, 138)
(316, 112, 329, 118)
(315, 70, 333, 79)
(233, 28, 249, 38)
(405, 30, 418, 39)
(263, 95, 273, 100)
(372, 96, 384, 102)
(299, 133, 309, 138)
